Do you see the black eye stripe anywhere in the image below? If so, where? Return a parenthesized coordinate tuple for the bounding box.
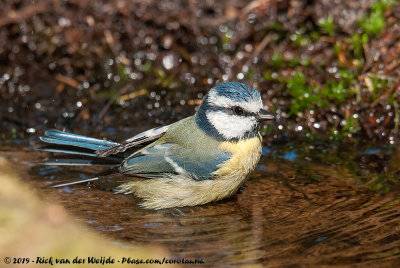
(208, 105, 256, 117)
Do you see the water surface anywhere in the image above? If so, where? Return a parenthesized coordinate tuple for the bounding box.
(3, 142, 400, 267)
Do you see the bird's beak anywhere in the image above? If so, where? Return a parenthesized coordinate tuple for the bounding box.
(257, 109, 275, 121)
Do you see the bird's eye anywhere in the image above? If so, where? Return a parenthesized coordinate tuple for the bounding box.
(233, 106, 244, 116)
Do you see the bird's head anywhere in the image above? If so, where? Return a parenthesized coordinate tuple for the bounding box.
(195, 82, 275, 141)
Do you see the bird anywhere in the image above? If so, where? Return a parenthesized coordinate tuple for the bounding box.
(40, 82, 275, 209)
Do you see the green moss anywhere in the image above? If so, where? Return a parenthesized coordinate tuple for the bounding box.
(290, 28, 312, 47)
(300, 57, 311, 67)
(97, 89, 118, 99)
(267, 21, 284, 31)
(244, 69, 256, 80)
(285, 71, 356, 115)
(116, 62, 130, 81)
(260, 124, 275, 136)
(310, 31, 321, 41)
(140, 61, 152, 73)
(339, 0, 396, 61)
(359, 10, 384, 36)
(339, 116, 361, 139)
(267, 51, 311, 70)
(286, 71, 314, 114)
(10, 128, 17, 139)
(318, 15, 336, 36)
(348, 33, 369, 59)
(271, 51, 285, 68)
(327, 81, 348, 102)
(220, 28, 234, 51)
(359, 0, 397, 36)
(366, 174, 391, 193)
(288, 56, 300, 67)
(154, 68, 176, 88)
(6, 128, 24, 140)
(263, 71, 272, 81)
(367, 73, 393, 101)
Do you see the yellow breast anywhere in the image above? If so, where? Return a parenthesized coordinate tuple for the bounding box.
(211, 134, 262, 196)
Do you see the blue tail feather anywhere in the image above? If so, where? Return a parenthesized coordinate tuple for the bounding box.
(40, 129, 120, 151)
(43, 159, 120, 167)
(44, 129, 119, 147)
(40, 129, 123, 167)
(40, 136, 113, 151)
(42, 148, 122, 161)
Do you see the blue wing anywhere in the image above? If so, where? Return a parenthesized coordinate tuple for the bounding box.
(120, 143, 231, 180)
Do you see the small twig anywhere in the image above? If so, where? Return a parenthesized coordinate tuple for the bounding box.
(245, 34, 272, 67)
(242, 0, 273, 15)
(55, 74, 80, 89)
(394, 99, 399, 133)
(0, 2, 48, 27)
(172, 44, 193, 65)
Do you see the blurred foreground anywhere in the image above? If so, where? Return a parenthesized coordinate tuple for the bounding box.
(0, 157, 174, 268)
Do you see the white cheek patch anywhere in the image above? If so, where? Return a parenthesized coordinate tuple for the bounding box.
(206, 111, 257, 140)
(207, 90, 263, 113)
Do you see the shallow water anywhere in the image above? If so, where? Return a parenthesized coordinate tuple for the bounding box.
(3, 142, 400, 267)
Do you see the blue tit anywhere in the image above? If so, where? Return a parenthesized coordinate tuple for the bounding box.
(40, 82, 275, 209)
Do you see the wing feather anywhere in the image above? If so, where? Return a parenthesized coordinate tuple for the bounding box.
(96, 125, 169, 157)
(120, 142, 231, 181)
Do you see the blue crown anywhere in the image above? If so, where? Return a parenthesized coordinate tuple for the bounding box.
(213, 82, 261, 102)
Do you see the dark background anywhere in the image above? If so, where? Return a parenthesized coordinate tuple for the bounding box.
(1, 0, 399, 145)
